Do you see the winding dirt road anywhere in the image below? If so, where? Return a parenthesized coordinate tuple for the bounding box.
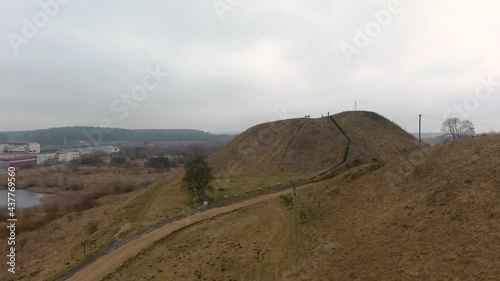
(63, 186, 302, 281)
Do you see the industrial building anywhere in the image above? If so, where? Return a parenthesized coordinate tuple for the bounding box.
(0, 143, 120, 165)
(0, 155, 38, 168)
(0, 143, 40, 154)
(78, 146, 120, 155)
(0, 151, 56, 166)
(37, 153, 57, 165)
(57, 151, 80, 162)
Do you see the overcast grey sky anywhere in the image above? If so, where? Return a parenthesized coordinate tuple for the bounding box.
(1, 0, 499, 133)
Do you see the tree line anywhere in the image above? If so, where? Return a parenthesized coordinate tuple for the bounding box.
(0, 127, 234, 145)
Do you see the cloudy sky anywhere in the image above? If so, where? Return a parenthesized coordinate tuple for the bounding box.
(1, 0, 499, 133)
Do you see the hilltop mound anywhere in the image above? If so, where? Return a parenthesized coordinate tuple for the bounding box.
(334, 111, 418, 163)
(209, 111, 419, 179)
(209, 117, 344, 178)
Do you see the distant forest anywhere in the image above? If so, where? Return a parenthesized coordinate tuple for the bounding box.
(0, 127, 234, 146)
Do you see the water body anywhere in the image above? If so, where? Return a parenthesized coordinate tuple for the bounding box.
(0, 189, 45, 208)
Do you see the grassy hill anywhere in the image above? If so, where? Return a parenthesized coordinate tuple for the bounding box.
(209, 117, 346, 177)
(333, 111, 418, 162)
(106, 133, 500, 280)
(6, 111, 499, 281)
(208, 111, 419, 191)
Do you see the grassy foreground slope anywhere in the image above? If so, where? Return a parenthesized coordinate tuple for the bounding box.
(106, 134, 500, 280)
(0, 170, 193, 281)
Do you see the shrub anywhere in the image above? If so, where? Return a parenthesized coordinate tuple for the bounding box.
(86, 220, 98, 234)
(21, 208, 35, 219)
(67, 183, 83, 191)
(113, 185, 122, 194)
(75, 195, 98, 211)
(17, 216, 48, 233)
(146, 157, 170, 169)
(413, 163, 432, 177)
(299, 211, 307, 223)
(111, 156, 128, 166)
(122, 183, 135, 193)
(80, 155, 103, 166)
(43, 203, 59, 213)
(279, 195, 294, 206)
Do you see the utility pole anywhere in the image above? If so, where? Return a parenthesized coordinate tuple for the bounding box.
(419, 114, 422, 149)
(292, 183, 298, 270)
(81, 239, 87, 256)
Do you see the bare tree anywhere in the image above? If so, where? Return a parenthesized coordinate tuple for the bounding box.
(182, 157, 214, 203)
(441, 117, 475, 139)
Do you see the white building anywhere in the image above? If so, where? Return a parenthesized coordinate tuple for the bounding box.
(0, 143, 40, 154)
(37, 153, 57, 165)
(58, 151, 80, 162)
(78, 146, 120, 155)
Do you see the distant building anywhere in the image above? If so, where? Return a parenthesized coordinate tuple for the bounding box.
(165, 154, 184, 161)
(78, 146, 120, 155)
(57, 151, 80, 162)
(0, 143, 40, 154)
(37, 153, 57, 165)
(40, 149, 59, 154)
(0, 155, 37, 168)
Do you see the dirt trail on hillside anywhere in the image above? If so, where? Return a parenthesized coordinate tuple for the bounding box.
(66, 188, 298, 281)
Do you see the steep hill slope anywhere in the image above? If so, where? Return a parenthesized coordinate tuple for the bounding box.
(209, 117, 345, 178)
(107, 134, 500, 280)
(334, 111, 419, 163)
(209, 111, 419, 179)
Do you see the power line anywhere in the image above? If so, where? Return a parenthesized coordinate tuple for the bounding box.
(401, 116, 419, 129)
(421, 114, 500, 127)
(421, 114, 444, 121)
(473, 122, 500, 127)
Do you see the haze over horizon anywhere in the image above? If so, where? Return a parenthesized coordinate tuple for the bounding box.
(1, 1, 499, 134)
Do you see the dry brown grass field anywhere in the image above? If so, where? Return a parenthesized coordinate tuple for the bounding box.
(2, 111, 499, 281)
(0, 163, 188, 281)
(0, 163, 172, 233)
(104, 199, 296, 281)
(102, 134, 500, 281)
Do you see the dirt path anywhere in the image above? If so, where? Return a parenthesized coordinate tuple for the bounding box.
(65, 187, 301, 281)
